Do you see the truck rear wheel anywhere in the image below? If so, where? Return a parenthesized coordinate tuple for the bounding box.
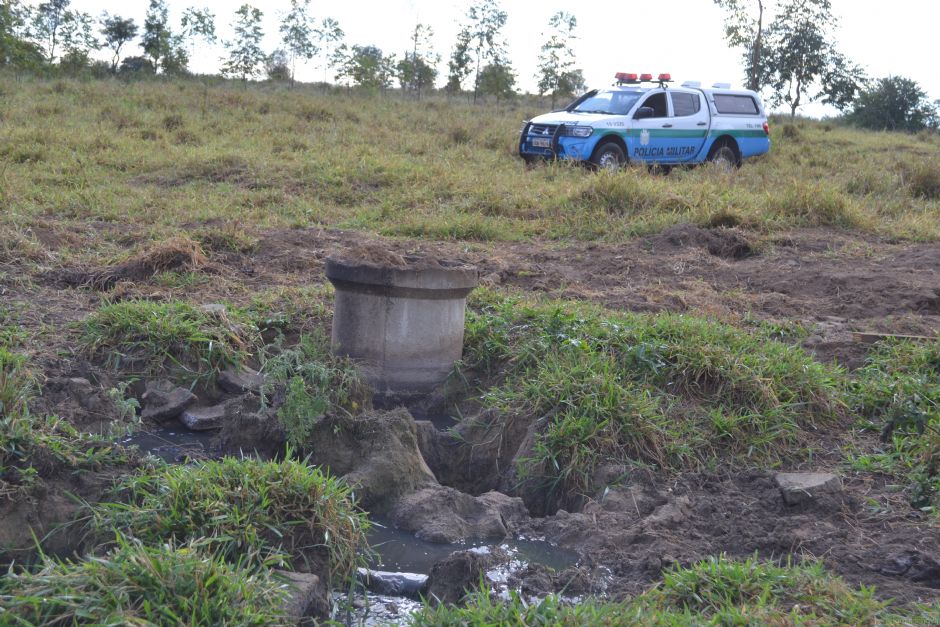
(591, 142, 625, 171)
(709, 143, 739, 170)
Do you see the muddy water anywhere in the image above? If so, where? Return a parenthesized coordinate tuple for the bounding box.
(121, 427, 217, 462)
(367, 518, 579, 574)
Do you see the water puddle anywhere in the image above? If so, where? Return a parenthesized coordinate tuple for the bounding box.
(120, 427, 217, 462)
(367, 518, 579, 574)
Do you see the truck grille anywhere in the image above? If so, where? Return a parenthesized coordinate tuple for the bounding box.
(528, 123, 558, 136)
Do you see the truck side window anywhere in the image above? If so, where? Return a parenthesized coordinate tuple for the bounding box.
(671, 92, 701, 117)
(639, 93, 668, 118)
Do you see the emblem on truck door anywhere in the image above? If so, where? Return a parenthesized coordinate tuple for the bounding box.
(640, 129, 650, 146)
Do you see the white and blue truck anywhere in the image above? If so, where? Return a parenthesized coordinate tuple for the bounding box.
(519, 73, 770, 169)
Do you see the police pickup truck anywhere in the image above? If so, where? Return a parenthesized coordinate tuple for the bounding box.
(519, 73, 770, 169)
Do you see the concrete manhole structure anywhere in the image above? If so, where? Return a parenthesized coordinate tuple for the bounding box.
(325, 255, 478, 399)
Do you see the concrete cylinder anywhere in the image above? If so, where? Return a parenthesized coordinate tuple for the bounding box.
(325, 257, 478, 397)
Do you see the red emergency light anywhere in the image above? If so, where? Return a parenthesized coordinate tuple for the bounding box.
(658, 73, 672, 82)
(639, 73, 653, 82)
(615, 72, 638, 82)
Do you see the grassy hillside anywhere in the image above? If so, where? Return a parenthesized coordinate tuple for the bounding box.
(2, 76, 940, 264)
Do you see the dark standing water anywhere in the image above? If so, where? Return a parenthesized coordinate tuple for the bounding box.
(121, 427, 217, 462)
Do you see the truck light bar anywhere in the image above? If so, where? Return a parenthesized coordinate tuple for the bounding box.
(614, 72, 673, 86)
(615, 72, 638, 83)
(639, 73, 653, 82)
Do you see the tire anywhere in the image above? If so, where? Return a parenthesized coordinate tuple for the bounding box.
(709, 143, 739, 170)
(590, 142, 626, 171)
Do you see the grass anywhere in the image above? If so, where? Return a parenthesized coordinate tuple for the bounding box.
(1, 77, 940, 263)
(462, 289, 844, 507)
(410, 555, 906, 626)
(849, 338, 940, 513)
(92, 456, 369, 581)
(81, 299, 259, 383)
(0, 537, 290, 626)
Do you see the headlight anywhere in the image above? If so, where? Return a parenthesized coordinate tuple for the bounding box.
(563, 125, 593, 138)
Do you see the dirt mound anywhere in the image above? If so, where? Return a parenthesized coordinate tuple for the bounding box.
(647, 223, 755, 260)
(305, 408, 437, 514)
(54, 237, 207, 290)
(519, 471, 940, 604)
(330, 243, 473, 271)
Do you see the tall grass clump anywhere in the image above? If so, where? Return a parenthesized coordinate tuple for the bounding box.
(463, 290, 844, 507)
(411, 556, 894, 626)
(849, 338, 940, 513)
(93, 456, 368, 580)
(81, 300, 258, 383)
(899, 160, 940, 200)
(0, 537, 289, 626)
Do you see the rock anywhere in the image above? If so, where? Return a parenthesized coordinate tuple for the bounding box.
(276, 570, 329, 624)
(179, 403, 226, 431)
(426, 548, 506, 606)
(218, 368, 265, 395)
(643, 496, 691, 527)
(775, 472, 842, 506)
(140, 381, 196, 423)
(389, 486, 528, 544)
(200, 303, 228, 317)
(356, 568, 428, 598)
(879, 551, 940, 587)
(306, 408, 437, 514)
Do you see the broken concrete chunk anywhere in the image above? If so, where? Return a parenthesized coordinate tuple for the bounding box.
(389, 486, 527, 544)
(218, 368, 265, 395)
(276, 570, 329, 623)
(775, 472, 842, 506)
(179, 403, 226, 431)
(357, 568, 428, 598)
(140, 382, 196, 423)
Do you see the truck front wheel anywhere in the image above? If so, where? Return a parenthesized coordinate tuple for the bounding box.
(590, 142, 626, 171)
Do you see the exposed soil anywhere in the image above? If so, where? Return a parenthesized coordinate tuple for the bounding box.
(5, 223, 940, 610)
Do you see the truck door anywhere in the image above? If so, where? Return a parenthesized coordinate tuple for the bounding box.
(667, 91, 710, 162)
(626, 91, 670, 164)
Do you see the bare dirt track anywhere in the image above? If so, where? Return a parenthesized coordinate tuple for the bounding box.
(5, 222, 940, 608)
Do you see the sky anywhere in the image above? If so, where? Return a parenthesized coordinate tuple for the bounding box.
(36, 0, 940, 117)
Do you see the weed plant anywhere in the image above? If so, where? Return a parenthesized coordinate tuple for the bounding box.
(0, 537, 290, 626)
(463, 290, 844, 506)
(850, 338, 940, 513)
(81, 299, 259, 383)
(93, 456, 368, 581)
(411, 556, 898, 626)
(261, 332, 368, 447)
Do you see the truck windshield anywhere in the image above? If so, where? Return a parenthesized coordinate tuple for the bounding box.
(571, 90, 641, 115)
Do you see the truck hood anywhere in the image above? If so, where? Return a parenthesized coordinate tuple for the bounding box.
(529, 110, 621, 126)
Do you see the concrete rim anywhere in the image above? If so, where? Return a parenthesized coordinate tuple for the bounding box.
(325, 257, 479, 292)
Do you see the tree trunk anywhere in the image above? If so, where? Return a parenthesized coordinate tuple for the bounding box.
(749, 0, 764, 91)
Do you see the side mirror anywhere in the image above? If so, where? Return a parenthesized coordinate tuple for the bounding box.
(634, 106, 655, 120)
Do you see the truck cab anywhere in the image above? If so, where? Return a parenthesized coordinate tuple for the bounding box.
(519, 73, 771, 169)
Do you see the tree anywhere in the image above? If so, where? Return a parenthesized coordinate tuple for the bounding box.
(180, 7, 217, 50)
(477, 62, 515, 103)
(763, 0, 865, 117)
(445, 27, 472, 96)
(265, 48, 291, 81)
(280, 0, 316, 86)
(452, 0, 510, 103)
(713, 0, 767, 92)
(58, 10, 97, 58)
(221, 4, 265, 81)
(31, 0, 71, 62)
(314, 18, 343, 83)
(847, 76, 939, 133)
(141, 0, 188, 74)
(100, 13, 138, 72)
(335, 44, 395, 90)
(536, 11, 581, 108)
(397, 23, 438, 98)
(1, 0, 43, 71)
